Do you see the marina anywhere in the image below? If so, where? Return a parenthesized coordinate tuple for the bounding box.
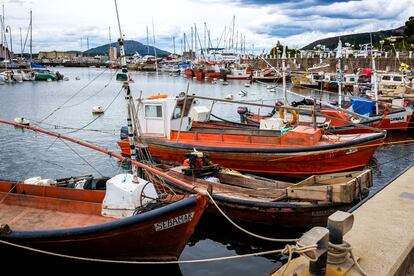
(1, 0, 414, 274)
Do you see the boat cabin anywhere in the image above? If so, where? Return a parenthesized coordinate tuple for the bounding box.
(137, 95, 196, 139)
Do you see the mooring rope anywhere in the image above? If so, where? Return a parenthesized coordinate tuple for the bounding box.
(0, 238, 316, 265)
(206, 191, 299, 243)
(39, 68, 109, 123)
(328, 241, 368, 276)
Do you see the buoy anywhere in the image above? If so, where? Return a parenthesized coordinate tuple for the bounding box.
(211, 80, 217, 84)
(269, 88, 276, 93)
(244, 83, 250, 87)
(225, 94, 233, 100)
(75, 76, 80, 80)
(14, 117, 30, 126)
(222, 81, 229, 86)
(92, 106, 105, 114)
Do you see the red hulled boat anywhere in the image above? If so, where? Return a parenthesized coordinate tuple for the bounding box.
(118, 95, 386, 177)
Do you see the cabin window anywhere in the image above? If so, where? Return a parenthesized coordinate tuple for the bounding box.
(382, 76, 391, 81)
(350, 77, 355, 82)
(394, 76, 402, 82)
(144, 105, 163, 118)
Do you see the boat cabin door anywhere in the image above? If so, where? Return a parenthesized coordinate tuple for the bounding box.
(143, 103, 166, 137)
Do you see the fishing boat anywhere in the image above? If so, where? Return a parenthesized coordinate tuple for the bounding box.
(159, 150, 372, 226)
(0, 5, 207, 261)
(117, 95, 386, 177)
(0, 164, 206, 261)
(236, 97, 413, 133)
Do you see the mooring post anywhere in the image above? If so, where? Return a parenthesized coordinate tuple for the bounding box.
(298, 226, 329, 276)
(327, 211, 354, 244)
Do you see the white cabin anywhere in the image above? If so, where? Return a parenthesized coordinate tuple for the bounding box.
(137, 95, 197, 139)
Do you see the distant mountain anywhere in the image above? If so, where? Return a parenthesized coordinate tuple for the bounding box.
(301, 26, 405, 50)
(83, 40, 170, 57)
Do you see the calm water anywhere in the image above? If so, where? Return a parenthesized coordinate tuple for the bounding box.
(1, 67, 413, 274)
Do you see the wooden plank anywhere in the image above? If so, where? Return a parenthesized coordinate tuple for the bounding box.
(287, 182, 357, 203)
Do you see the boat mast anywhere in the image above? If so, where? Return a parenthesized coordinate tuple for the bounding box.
(336, 39, 343, 107)
(282, 46, 288, 106)
(371, 47, 379, 114)
(146, 26, 149, 55)
(114, 0, 139, 180)
(29, 10, 32, 64)
(19, 27, 22, 59)
(152, 18, 158, 73)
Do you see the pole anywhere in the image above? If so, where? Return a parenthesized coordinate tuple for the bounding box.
(336, 39, 343, 107)
(282, 46, 287, 106)
(19, 27, 22, 58)
(372, 49, 379, 114)
(146, 26, 149, 55)
(173, 36, 175, 55)
(151, 18, 158, 73)
(29, 10, 32, 63)
(114, 0, 139, 180)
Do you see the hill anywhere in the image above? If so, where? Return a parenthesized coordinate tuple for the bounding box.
(83, 40, 170, 57)
(301, 26, 405, 50)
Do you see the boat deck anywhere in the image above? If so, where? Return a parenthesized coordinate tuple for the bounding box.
(0, 202, 113, 231)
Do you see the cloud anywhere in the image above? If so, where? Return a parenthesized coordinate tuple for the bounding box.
(2, 0, 413, 53)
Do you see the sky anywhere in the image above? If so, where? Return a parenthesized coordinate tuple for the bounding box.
(1, 0, 413, 54)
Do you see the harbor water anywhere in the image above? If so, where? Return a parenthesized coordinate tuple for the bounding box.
(1, 67, 413, 274)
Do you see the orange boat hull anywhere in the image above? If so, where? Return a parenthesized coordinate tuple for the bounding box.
(118, 134, 384, 176)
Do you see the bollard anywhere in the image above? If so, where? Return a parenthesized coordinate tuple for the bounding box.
(298, 226, 329, 276)
(327, 211, 354, 244)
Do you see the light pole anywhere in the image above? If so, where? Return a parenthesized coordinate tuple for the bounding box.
(5, 25, 12, 58)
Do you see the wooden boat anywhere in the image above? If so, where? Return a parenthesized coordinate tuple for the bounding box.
(0, 179, 207, 261)
(118, 95, 386, 177)
(157, 151, 372, 226)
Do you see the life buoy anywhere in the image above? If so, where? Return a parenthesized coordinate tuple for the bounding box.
(148, 93, 168, 99)
(279, 106, 298, 125)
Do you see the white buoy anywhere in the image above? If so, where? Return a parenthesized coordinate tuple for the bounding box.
(225, 94, 233, 100)
(92, 106, 105, 114)
(211, 80, 217, 84)
(14, 117, 30, 126)
(222, 81, 229, 86)
(244, 83, 251, 87)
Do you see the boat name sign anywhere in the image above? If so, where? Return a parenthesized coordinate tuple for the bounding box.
(154, 212, 195, 231)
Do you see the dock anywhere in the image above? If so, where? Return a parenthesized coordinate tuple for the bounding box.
(273, 164, 414, 275)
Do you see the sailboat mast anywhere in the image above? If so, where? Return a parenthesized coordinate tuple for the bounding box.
(152, 18, 158, 72)
(282, 46, 287, 106)
(336, 39, 343, 107)
(19, 27, 22, 58)
(29, 10, 32, 63)
(114, 0, 139, 179)
(372, 49, 378, 113)
(146, 26, 149, 55)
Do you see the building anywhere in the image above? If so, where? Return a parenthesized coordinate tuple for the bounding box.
(0, 44, 13, 60)
(109, 47, 117, 61)
(37, 51, 78, 60)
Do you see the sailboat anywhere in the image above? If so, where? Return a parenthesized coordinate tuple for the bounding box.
(0, 1, 207, 261)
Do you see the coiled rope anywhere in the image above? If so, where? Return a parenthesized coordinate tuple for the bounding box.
(328, 241, 368, 276)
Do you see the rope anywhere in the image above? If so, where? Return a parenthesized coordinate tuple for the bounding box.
(59, 138, 104, 177)
(0, 238, 313, 265)
(328, 241, 368, 276)
(64, 86, 123, 134)
(206, 191, 298, 243)
(39, 68, 109, 123)
(59, 69, 119, 109)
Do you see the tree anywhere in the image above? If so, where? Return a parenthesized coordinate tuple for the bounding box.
(404, 16, 414, 37)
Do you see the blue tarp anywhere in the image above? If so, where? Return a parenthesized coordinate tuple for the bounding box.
(30, 62, 46, 69)
(351, 98, 376, 116)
